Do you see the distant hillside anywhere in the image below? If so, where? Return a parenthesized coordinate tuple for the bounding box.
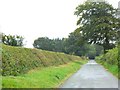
(2, 44, 84, 76)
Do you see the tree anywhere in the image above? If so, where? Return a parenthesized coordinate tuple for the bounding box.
(52, 38, 65, 52)
(33, 37, 65, 52)
(2, 34, 24, 46)
(74, 1, 120, 53)
(33, 37, 53, 51)
(64, 29, 90, 56)
(86, 45, 96, 59)
(94, 44, 104, 56)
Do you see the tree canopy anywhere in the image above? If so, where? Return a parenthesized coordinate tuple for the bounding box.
(2, 34, 24, 46)
(74, 1, 120, 53)
(33, 37, 65, 52)
(33, 35, 103, 59)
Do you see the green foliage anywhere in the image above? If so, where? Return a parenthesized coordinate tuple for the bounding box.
(118, 44, 120, 78)
(33, 32, 103, 59)
(2, 34, 24, 46)
(96, 47, 119, 78)
(64, 30, 88, 56)
(96, 47, 118, 65)
(33, 37, 65, 52)
(74, 1, 120, 53)
(2, 60, 87, 88)
(85, 45, 96, 59)
(65, 31, 103, 58)
(2, 44, 83, 76)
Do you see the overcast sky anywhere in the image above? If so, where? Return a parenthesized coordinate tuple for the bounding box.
(0, 0, 119, 48)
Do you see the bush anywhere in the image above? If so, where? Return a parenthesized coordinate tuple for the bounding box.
(95, 46, 119, 78)
(118, 44, 120, 78)
(96, 47, 118, 65)
(2, 44, 82, 76)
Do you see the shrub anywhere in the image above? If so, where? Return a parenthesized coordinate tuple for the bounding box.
(118, 44, 120, 78)
(95, 46, 119, 78)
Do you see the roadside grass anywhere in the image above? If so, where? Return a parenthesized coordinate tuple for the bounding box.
(96, 46, 119, 78)
(107, 65, 118, 77)
(100, 62, 118, 78)
(2, 60, 87, 88)
(0, 76, 1, 89)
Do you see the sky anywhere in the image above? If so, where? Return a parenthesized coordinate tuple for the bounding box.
(0, 0, 119, 48)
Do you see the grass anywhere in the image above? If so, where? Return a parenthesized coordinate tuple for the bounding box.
(2, 60, 87, 88)
(2, 44, 83, 76)
(95, 46, 119, 79)
(99, 62, 118, 78)
(97, 61, 119, 78)
(96, 59, 118, 78)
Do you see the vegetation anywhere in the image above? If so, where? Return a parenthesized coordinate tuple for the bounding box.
(2, 33, 24, 47)
(118, 42, 120, 79)
(2, 44, 85, 76)
(2, 60, 87, 88)
(32, 1, 120, 58)
(95, 46, 119, 78)
(33, 37, 65, 52)
(33, 35, 103, 59)
(74, 1, 120, 53)
(65, 31, 103, 58)
(1, 0, 120, 88)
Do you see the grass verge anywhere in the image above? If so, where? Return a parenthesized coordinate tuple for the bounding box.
(97, 61, 118, 78)
(95, 47, 119, 79)
(2, 60, 87, 88)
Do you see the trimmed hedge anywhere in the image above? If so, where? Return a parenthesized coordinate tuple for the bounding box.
(2, 44, 82, 76)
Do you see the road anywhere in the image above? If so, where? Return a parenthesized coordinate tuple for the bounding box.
(60, 60, 119, 89)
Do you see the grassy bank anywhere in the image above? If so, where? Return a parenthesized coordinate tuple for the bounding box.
(2, 44, 84, 76)
(2, 60, 87, 88)
(2, 44, 87, 88)
(96, 47, 119, 78)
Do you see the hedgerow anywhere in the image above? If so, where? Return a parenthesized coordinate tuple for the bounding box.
(96, 46, 119, 78)
(2, 44, 82, 76)
(118, 44, 120, 79)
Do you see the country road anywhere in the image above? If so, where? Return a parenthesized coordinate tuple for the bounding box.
(60, 60, 119, 89)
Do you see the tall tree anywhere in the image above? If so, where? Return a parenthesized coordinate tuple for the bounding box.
(64, 29, 90, 56)
(74, 1, 120, 53)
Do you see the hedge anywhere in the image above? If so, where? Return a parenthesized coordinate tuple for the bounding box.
(96, 46, 119, 78)
(2, 44, 82, 76)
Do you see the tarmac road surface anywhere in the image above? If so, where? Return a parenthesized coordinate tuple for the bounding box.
(60, 60, 118, 89)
